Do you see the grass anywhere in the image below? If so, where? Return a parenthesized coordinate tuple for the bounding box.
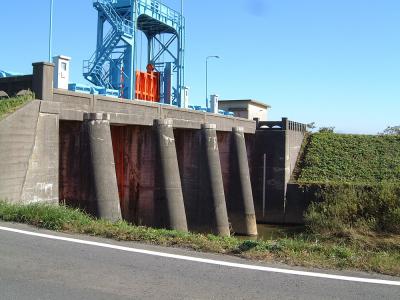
(0, 201, 399, 277)
(0, 92, 34, 119)
(303, 182, 400, 235)
(296, 132, 400, 184)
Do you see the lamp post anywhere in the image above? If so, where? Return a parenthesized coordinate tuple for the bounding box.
(48, 0, 54, 62)
(206, 55, 220, 109)
(181, 0, 183, 15)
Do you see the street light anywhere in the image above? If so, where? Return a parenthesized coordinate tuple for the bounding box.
(205, 55, 220, 109)
(48, 0, 54, 62)
(181, 0, 184, 15)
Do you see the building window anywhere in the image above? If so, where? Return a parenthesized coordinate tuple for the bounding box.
(61, 62, 67, 71)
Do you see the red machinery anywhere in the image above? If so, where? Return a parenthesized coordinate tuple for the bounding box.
(135, 64, 160, 102)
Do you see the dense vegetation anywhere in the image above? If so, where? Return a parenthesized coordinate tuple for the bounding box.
(304, 183, 400, 234)
(0, 93, 34, 119)
(297, 133, 400, 184)
(0, 202, 399, 276)
(295, 133, 400, 237)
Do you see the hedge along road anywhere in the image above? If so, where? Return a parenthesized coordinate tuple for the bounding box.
(0, 223, 399, 300)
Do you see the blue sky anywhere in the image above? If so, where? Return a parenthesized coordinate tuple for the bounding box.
(1, 0, 399, 134)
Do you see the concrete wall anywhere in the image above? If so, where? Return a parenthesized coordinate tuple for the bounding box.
(217, 131, 255, 234)
(252, 118, 307, 224)
(174, 129, 204, 231)
(248, 104, 268, 122)
(0, 100, 59, 204)
(59, 123, 254, 232)
(174, 128, 231, 233)
(0, 75, 33, 97)
(58, 118, 310, 226)
(285, 183, 317, 224)
(0, 62, 54, 99)
(176, 129, 255, 234)
(59, 121, 93, 211)
(287, 122, 307, 177)
(111, 125, 158, 226)
(52, 90, 256, 133)
(219, 100, 269, 121)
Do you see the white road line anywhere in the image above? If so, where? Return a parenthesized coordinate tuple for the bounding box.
(0, 225, 399, 287)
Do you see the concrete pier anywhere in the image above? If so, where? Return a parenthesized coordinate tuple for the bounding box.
(202, 124, 230, 237)
(155, 119, 188, 232)
(85, 113, 122, 221)
(32, 62, 54, 101)
(230, 127, 258, 236)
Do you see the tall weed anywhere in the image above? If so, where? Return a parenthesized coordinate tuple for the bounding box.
(305, 183, 400, 234)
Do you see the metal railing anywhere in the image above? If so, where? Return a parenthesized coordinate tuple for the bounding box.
(83, 29, 118, 74)
(94, 0, 134, 36)
(137, 0, 182, 27)
(256, 118, 307, 132)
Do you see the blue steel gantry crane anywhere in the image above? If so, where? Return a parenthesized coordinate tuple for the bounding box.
(83, 0, 185, 106)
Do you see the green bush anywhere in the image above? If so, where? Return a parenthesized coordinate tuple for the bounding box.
(304, 183, 400, 234)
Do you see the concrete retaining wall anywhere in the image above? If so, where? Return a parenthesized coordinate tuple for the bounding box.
(59, 121, 94, 211)
(0, 100, 58, 203)
(59, 122, 256, 233)
(52, 90, 256, 133)
(174, 129, 205, 231)
(252, 118, 307, 224)
(285, 183, 318, 224)
(110, 125, 158, 226)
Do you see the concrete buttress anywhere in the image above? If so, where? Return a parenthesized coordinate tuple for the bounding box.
(154, 119, 188, 232)
(231, 127, 258, 236)
(85, 113, 122, 221)
(32, 62, 54, 101)
(202, 124, 230, 237)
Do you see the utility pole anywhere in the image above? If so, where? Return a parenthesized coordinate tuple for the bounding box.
(49, 0, 54, 62)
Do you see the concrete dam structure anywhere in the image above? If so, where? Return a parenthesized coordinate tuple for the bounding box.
(0, 62, 307, 236)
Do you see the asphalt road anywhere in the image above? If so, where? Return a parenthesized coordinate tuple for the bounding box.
(0, 222, 399, 300)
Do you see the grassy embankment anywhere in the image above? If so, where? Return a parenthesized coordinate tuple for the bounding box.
(296, 133, 400, 235)
(0, 201, 399, 276)
(0, 93, 34, 119)
(297, 133, 400, 184)
(294, 133, 400, 276)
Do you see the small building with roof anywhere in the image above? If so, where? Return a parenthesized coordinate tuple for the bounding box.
(218, 99, 271, 121)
